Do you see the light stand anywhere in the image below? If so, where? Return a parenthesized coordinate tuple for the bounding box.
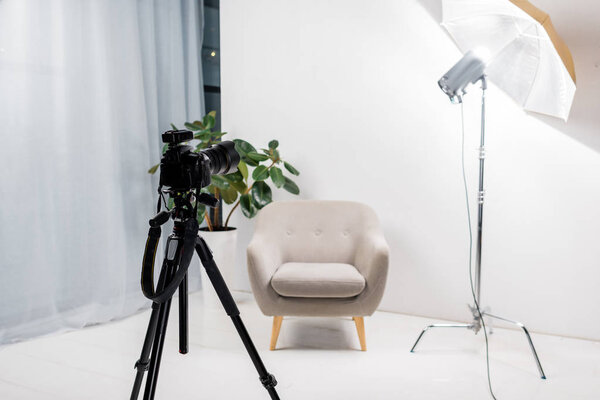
(410, 76, 546, 380)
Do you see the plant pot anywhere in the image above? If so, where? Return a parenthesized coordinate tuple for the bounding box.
(198, 227, 238, 307)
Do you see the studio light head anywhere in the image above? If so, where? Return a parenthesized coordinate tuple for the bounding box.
(438, 48, 490, 103)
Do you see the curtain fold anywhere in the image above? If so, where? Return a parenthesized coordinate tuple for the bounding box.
(0, 0, 204, 344)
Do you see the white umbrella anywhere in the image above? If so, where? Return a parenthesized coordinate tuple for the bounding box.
(442, 0, 576, 120)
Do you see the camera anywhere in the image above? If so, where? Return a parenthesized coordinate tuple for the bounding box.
(159, 130, 240, 191)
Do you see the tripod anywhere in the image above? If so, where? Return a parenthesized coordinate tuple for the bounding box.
(409, 77, 546, 380)
(130, 200, 280, 400)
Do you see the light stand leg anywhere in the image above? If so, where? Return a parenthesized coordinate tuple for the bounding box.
(195, 237, 281, 400)
(483, 312, 546, 379)
(410, 323, 475, 352)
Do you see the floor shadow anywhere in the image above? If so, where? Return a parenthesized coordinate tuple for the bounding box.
(416, 0, 600, 154)
(279, 317, 359, 350)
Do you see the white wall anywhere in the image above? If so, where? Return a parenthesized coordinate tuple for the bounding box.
(220, 0, 600, 341)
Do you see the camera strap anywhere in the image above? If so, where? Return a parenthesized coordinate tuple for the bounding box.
(141, 216, 199, 304)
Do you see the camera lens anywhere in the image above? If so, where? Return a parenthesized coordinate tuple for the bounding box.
(202, 141, 240, 175)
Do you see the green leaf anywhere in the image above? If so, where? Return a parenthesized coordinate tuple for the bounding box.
(271, 149, 280, 161)
(170, 123, 178, 130)
(224, 170, 244, 183)
(270, 166, 284, 188)
(283, 177, 300, 195)
(207, 110, 217, 118)
(192, 120, 205, 129)
(284, 161, 300, 176)
(235, 140, 260, 167)
(194, 131, 212, 141)
(230, 180, 248, 194)
(252, 165, 270, 181)
(247, 152, 269, 162)
(233, 139, 256, 156)
(221, 187, 239, 204)
(202, 113, 215, 130)
(224, 171, 243, 183)
(238, 161, 248, 180)
(242, 157, 259, 167)
(240, 194, 257, 218)
(268, 140, 279, 149)
(210, 175, 230, 189)
(251, 181, 272, 209)
(185, 122, 203, 131)
(148, 163, 160, 174)
(162, 144, 169, 154)
(210, 131, 227, 139)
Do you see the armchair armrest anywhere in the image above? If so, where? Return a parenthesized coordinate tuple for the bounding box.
(246, 236, 283, 314)
(353, 230, 389, 313)
(354, 231, 389, 277)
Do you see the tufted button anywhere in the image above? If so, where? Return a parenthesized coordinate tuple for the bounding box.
(314, 229, 322, 236)
(342, 230, 349, 237)
(286, 229, 292, 236)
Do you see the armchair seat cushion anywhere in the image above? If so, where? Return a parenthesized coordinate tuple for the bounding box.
(271, 262, 366, 298)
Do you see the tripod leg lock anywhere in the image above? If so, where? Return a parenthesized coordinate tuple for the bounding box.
(260, 373, 278, 389)
(134, 359, 150, 371)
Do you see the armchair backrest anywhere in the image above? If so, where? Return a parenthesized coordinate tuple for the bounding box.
(252, 200, 382, 264)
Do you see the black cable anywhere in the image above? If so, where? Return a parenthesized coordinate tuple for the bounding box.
(460, 102, 497, 400)
(156, 186, 163, 213)
(159, 189, 169, 211)
(192, 188, 200, 216)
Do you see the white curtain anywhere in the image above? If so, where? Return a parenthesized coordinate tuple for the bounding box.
(0, 0, 204, 344)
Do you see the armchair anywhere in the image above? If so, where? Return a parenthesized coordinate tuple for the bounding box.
(247, 200, 389, 351)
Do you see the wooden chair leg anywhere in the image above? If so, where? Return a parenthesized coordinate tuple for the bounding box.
(270, 316, 283, 350)
(353, 317, 367, 351)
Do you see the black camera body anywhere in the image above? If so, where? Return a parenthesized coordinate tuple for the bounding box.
(159, 130, 240, 191)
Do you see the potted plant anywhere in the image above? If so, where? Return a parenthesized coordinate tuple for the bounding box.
(148, 111, 301, 294)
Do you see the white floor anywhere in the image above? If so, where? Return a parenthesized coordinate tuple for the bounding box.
(1, 292, 599, 400)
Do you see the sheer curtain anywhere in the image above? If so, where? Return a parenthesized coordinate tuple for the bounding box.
(0, 0, 204, 344)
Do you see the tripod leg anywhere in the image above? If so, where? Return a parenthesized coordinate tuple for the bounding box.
(131, 261, 170, 400)
(179, 274, 188, 354)
(195, 237, 280, 400)
(143, 263, 176, 400)
(130, 302, 161, 400)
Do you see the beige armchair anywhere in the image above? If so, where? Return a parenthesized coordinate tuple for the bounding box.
(247, 200, 389, 351)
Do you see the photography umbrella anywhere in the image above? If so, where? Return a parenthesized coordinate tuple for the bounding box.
(442, 0, 576, 120)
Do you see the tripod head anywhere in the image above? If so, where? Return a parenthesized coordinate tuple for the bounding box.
(151, 191, 219, 228)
